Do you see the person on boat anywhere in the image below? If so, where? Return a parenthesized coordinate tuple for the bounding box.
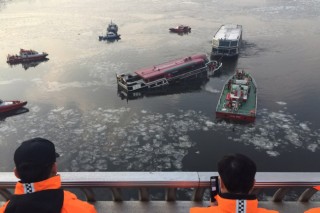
(227, 80, 232, 90)
(0, 137, 97, 213)
(190, 153, 279, 213)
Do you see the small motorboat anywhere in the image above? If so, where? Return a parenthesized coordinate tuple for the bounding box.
(7, 49, 48, 64)
(107, 21, 118, 33)
(0, 99, 28, 113)
(169, 25, 191, 33)
(99, 32, 121, 41)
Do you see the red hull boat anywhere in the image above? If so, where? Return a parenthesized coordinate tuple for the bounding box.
(169, 25, 191, 33)
(0, 100, 28, 113)
(7, 49, 48, 64)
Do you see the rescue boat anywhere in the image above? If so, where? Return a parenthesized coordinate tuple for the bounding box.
(0, 99, 28, 113)
(216, 69, 257, 122)
(7, 49, 48, 64)
(169, 25, 191, 34)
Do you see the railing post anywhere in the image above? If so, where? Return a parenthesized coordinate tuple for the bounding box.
(81, 187, 96, 202)
(139, 187, 149, 201)
(299, 187, 318, 202)
(166, 188, 176, 201)
(0, 189, 12, 201)
(272, 188, 289, 202)
(111, 188, 123, 201)
(193, 188, 206, 201)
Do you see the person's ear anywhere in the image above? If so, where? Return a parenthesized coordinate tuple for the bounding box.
(14, 167, 20, 179)
(219, 176, 228, 193)
(249, 179, 256, 193)
(51, 163, 58, 176)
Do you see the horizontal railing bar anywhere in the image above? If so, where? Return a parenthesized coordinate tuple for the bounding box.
(1, 172, 320, 188)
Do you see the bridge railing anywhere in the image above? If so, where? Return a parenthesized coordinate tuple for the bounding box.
(1, 172, 320, 212)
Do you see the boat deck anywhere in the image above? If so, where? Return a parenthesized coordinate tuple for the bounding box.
(214, 24, 242, 41)
(216, 77, 257, 117)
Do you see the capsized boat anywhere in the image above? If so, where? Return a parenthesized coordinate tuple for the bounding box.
(118, 76, 209, 101)
(7, 49, 48, 64)
(116, 54, 222, 93)
(216, 69, 257, 122)
(169, 25, 191, 33)
(0, 99, 28, 113)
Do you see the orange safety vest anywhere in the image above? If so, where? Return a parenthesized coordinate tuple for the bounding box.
(190, 193, 278, 213)
(0, 175, 97, 213)
(306, 209, 320, 213)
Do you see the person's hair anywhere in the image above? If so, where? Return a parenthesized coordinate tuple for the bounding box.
(16, 163, 54, 183)
(218, 153, 256, 194)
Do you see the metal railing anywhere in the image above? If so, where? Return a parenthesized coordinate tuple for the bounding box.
(1, 172, 320, 203)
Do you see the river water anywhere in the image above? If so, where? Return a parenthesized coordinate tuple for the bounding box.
(0, 0, 320, 173)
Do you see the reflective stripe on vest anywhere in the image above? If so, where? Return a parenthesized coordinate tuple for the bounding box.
(236, 199, 247, 213)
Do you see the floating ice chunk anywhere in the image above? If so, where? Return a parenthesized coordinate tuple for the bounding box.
(73, 129, 84, 135)
(285, 131, 302, 147)
(205, 121, 215, 127)
(266, 151, 280, 157)
(0, 126, 11, 132)
(276, 101, 287, 105)
(52, 107, 64, 112)
(307, 144, 318, 152)
(96, 125, 107, 132)
(299, 123, 310, 131)
(203, 127, 209, 131)
(165, 113, 176, 119)
(141, 110, 147, 114)
(29, 129, 38, 134)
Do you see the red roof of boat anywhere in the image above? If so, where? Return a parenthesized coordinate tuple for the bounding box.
(135, 54, 208, 80)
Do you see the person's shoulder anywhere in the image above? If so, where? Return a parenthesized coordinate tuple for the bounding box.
(190, 206, 218, 213)
(62, 190, 97, 213)
(305, 208, 320, 213)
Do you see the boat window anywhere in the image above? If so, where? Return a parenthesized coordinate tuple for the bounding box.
(219, 40, 230, 47)
(230, 41, 238, 47)
(218, 49, 229, 54)
(230, 49, 237, 54)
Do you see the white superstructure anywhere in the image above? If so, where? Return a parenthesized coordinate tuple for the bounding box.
(212, 24, 242, 57)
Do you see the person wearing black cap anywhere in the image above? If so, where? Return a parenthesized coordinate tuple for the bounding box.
(190, 153, 278, 213)
(0, 137, 97, 213)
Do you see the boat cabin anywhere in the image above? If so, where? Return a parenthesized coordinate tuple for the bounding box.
(212, 24, 242, 57)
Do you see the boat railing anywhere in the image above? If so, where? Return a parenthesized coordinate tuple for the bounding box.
(1, 172, 320, 212)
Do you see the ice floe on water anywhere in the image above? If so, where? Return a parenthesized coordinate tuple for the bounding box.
(276, 101, 287, 105)
(0, 104, 319, 172)
(249, 0, 320, 19)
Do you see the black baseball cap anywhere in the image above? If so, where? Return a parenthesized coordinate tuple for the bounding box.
(14, 137, 59, 168)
